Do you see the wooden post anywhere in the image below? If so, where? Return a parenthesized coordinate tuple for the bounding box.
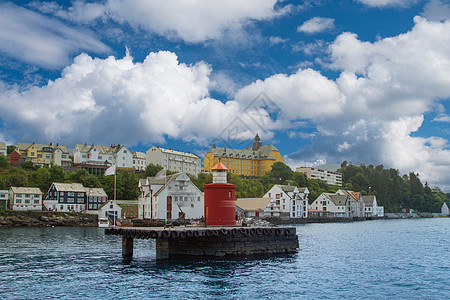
(156, 238, 169, 260)
(122, 237, 134, 260)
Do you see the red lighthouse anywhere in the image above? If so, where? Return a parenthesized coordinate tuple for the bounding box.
(203, 158, 236, 226)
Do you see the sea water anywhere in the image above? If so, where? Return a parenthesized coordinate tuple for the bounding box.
(1, 218, 449, 299)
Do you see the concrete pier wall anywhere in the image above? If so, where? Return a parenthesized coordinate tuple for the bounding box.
(105, 227, 298, 260)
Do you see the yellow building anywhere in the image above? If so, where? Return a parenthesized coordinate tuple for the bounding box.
(15, 142, 71, 167)
(204, 134, 284, 177)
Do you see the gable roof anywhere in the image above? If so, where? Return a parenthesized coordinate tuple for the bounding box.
(328, 195, 349, 206)
(10, 187, 42, 194)
(52, 182, 85, 193)
(153, 173, 182, 196)
(16, 142, 69, 153)
(236, 198, 271, 211)
(362, 195, 376, 206)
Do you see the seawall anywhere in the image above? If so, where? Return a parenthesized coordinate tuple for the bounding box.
(0, 211, 97, 227)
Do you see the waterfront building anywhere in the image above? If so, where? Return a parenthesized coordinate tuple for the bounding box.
(361, 195, 384, 217)
(0, 142, 6, 156)
(8, 187, 43, 211)
(0, 190, 8, 210)
(441, 201, 450, 216)
(15, 142, 71, 167)
(263, 185, 309, 218)
(204, 134, 284, 177)
(310, 193, 351, 218)
(44, 183, 107, 213)
(296, 166, 343, 186)
(138, 172, 204, 220)
(146, 146, 201, 176)
(99, 200, 122, 223)
(337, 189, 364, 218)
(235, 198, 272, 218)
(132, 151, 146, 172)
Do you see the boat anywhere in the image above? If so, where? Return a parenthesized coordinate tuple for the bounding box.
(98, 217, 110, 228)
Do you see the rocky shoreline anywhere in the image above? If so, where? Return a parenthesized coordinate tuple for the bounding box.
(0, 211, 98, 227)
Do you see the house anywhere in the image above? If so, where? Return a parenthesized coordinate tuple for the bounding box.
(8, 187, 43, 211)
(15, 142, 71, 167)
(361, 195, 384, 217)
(442, 201, 450, 216)
(336, 189, 364, 218)
(73, 143, 134, 174)
(263, 184, 309, 218)
(132, 151, 146, 172)
(0, 142, 6, 156)
(44, 183, 108, 213)
(146, 146, 201, 176)
(0, 190, 8, 210)
(310, 193, 351, 218)
(204, 134, 284, 177)
(99, 200, 122, 223)
(235, 198, 272, 218)
(138, 172, 204, 220)
(8, 151, 22, 166)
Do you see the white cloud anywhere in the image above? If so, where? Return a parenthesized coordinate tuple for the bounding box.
(433, 114, 450, 122)
(48, 0, 288, 43)
(297, 17, 335, 34)
(269, 36, 288, 45)
(422, 0, 450, 21)
(0, 2, 110, 69)
(356, 0, 421, 8)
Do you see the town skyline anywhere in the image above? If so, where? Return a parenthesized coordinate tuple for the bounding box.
(0, 0, 449, 191)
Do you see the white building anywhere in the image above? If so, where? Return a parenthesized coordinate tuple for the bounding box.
(336, 189, 364, 218)
(441, 201, 450, 216)
(132, 151, 146, 171)
(263, 184, 309, 218)
(138, 172, 204, 220)
(361, 195, 384, 217)
(0, 189, 8, 210)
(235, 198, 272, 218)
(73, 143, 134, 171)
(99, 200, 122, 223)
(0, 142, 6, 156)
(8, 187, 42, 211)
(296, 166, 343, 186)
(310, 193, 350, 218)
(146, 146, 201, 176)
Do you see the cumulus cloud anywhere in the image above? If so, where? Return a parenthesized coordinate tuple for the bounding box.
(284, 17, 450, 190)
(422, 0, 450, 21)
(41, 0, 289, 43)
(0, 51, 277, 148)
(0, 2, 110, 69)
(356, 0, 421, 8)
(297, 17, 335, 34)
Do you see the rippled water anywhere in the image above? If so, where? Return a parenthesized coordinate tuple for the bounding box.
(1, 218, 449, 299)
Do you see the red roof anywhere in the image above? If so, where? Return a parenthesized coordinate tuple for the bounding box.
(212, 158, 228, 171)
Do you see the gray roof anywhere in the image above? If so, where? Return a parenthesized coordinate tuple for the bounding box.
(362, 195, 376, 206)
(10, 187, 42, 195)
(236, 198, 271, 211)
(208, 144, 279, 160)
(317, 164, 341, 172)
(75, 144, 126, 155)
(328, 194, 348, 206)
(52, 182, 85, 192)
(278, 185, 308, 194)
(153, 173, 181, 196)
(16, 142, 69, 153)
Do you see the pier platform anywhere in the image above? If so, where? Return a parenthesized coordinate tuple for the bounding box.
(105, 226, 299, 260)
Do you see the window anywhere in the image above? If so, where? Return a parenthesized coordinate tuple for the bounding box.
(60, 192, 64, 196)
(77, 193, 84, 197)
(276, 194, 280, 199)
(67, 198, 74, 203)
(25, 199, 30, 204)
(110, 204, 114, 209)
(68, 192, 74, 197)
(16, 199, 22, 203)
(60, 205, 64, 210)
(268, 193, 271, 197)
(34, 200, 40, 204)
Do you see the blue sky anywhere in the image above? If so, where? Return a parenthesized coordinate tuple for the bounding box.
(0, 0, 449, 190)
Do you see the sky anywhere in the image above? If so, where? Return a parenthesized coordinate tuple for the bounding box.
(0, 0, 449, 191)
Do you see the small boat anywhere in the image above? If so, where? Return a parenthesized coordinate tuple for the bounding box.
(117, 218, 133, 227)
(98, 217, 110, 228)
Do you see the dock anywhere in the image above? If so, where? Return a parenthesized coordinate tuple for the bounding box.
(105, 226, 299, 260)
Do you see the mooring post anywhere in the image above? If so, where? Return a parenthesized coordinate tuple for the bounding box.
(155, 238, 169, 260)
(122, 236, 134, 260)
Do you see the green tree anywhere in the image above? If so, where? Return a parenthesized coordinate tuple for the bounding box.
(145, 163, 164, 177)
(7, 145, 15, 155)
(83, 174, 101, 188)
(0, 154, 9, 169)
